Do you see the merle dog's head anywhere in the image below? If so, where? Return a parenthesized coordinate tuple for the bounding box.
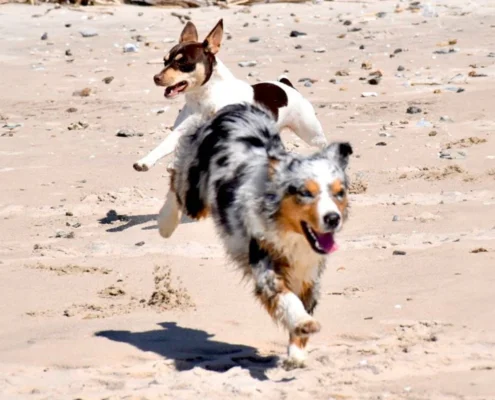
(153, 19, 224, 98)
(267, 142, 353, 255)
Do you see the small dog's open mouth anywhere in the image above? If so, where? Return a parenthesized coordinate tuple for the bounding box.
(164, 81, 188, 98)
(301, 222, 338, 254)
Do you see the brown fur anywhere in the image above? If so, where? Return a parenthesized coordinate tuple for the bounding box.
(252, 83, 288, 119)
(289, 333, 308, 349)
(330, 179, 348, 216)
(277, 184, 320, 235)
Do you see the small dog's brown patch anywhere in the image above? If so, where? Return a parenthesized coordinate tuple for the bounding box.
(252, 82, 288, 120)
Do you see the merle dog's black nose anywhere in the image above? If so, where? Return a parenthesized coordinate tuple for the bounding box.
(323, 212, 340, 229)
(153, 74, 161, 85)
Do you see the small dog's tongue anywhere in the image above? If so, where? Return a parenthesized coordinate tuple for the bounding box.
(165, 85, 181, 98)
(315, 232, 338, 254)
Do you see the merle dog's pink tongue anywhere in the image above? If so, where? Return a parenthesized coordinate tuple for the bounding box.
(315, 232, 338, 253)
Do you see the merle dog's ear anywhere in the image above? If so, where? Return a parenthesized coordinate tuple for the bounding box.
(322, 142, 353, 169)
(179, 21, 198, 43)
(202, 19, 223, 55)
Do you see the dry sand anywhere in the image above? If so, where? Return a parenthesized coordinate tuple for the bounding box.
(0, 1, 494, 399)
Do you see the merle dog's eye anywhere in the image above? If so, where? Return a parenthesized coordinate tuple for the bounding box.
(288, 185, 298, 195)
(288, 185, 313, 198)
(298, 189, 314, 198)
(335, 189, 346, 199)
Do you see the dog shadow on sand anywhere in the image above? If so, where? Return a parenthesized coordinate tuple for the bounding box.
(95, 322, 279, 381)
(98, 209, 194, 233)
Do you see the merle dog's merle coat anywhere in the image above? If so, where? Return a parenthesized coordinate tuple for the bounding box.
(168, 103, 352, 368)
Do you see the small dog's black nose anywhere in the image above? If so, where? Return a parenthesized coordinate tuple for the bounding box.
(323, 212, 340, 229)
(153, 74, 161, 85)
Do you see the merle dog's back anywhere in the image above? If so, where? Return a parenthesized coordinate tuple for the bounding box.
(172, 103, 286, 226)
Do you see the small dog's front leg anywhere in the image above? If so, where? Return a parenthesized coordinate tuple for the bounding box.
(133, 129, 182, 172)
(133, 105, 193, 172)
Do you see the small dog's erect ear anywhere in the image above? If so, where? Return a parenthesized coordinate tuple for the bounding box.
(323, 142, 353, 169)
(202, 19, 223, 55)
(179, 21, 199, 43)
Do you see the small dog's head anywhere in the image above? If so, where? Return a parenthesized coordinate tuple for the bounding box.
(269, 142, 353, 255)
(153, 19, 224, 98)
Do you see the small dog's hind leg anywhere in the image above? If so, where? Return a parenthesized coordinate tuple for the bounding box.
(290, 97, 328, 149)
(157, 190, 182, 238)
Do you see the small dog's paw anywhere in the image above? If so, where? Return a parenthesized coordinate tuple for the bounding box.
(282, 357, 306, 371)
(293, 318, 321, 337)
(133, 162, 149, 172)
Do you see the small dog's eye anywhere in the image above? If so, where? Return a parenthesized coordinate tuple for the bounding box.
(335, 189, 346, 199)
(178, 63, 195, 73)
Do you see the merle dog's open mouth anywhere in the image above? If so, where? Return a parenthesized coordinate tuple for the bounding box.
(164, 81, 188, 98)
(301, 222, 338, 254)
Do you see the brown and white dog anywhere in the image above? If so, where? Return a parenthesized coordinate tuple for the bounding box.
(133, 19, 328, 174)
(169, 103, 352, 368)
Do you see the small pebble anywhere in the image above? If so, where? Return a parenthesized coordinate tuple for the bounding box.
(80, 29, 98, 38)
(397, 65, 405, 71)
(135, 241, 145, 247)
(123, 43, 138, 53)
(439, 115, 454, 122)
(393, 250, 407, 256)
(361, 92, 378, 97)
(103, 76, 114, 84)
(392, 215, 399, 221)
(359, 44, 365, 50)
(290, 30, 307, 37)
(439, 150, 466, 160)
(376, 142, 387, 146)
(294, 44, 302, 50)
(406, 106, 422, 114)
(238, 61, 257, 67)
(65, 49, 72, 57)
(65, 23, 71, 28)
(376, 12, 387, 18)
(41, 32, 48, 40)
(66, 107, 78, 113)
(314, 48, 326, 53)
(335, 69, 350, 76)
(343, 20, 352, 26)
(416, 118, 432, 128)
(249, 37, 260, 43)
(116, 129, 143, 138)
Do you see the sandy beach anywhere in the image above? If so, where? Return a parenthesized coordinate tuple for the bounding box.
(0, 1, 494, 398)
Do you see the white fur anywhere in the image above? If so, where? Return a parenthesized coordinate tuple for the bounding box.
(275, 292, 313, 332)
(287, 343, 307, 364)
(140, 57, 328, 238)
(134, 59, 327, 171)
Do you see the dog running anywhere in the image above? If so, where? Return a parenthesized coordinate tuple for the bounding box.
(133, 18, 328, 174)
(167, 103, 353, 368)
